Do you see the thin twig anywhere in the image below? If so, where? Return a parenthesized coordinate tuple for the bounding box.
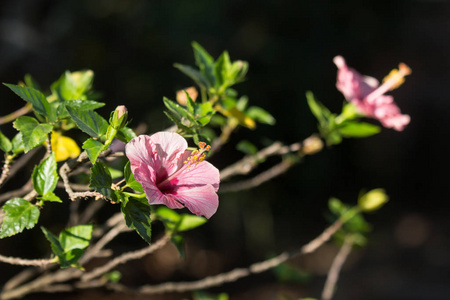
(0, 254, 54, 267)
(0, 181, 33, 204)
(79, 221, 129, 265)
(81, 235, 171, 282)
(220, 159, 294, 193)
(1, 268, 83, 300)
(45, 133, 52, 157)
(0, 155, 13, 189)
(321, 235, 354, 300)
(0, 103, 32, 125)
(107, 219, 344, 295)
(220, 134, 321, 182)
(59, 150, 110, 201)
(3, 268, 45, 292)
(0, 147, 40, 192)
(79, 200, 106, 225)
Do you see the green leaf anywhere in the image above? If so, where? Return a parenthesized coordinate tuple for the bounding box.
(328, 197, 346, 216)
(4, 84, 55, 122)
(124, 162, 144, 193)
(109, 168, 123, 180)
(192, 41, 216, 86)
(236, 140, 258, 155)
(338, 121, 381, 138)
(246, 106, 275, 125)
(193, 291, 229, 300)
(117, 126, 137, 143)
(66, 106, 108, 138)
(59, 224, 93, 251)
(82, 138, 104, 164)
(177, 214, 207, 232)
(24, 74, 41, 90)
(51, 70, 94, 101)
(155, 206, 181, 230)
(11, 133, 24, 154)
(273, 262, 312, 283)
(0, 198, 40, 238)
(89, 161, 116, 201)
(306, 91, 331, 124)
(64, 99, 105, 111)
(121, 197, 152, 244)
(41, 225, 93, 269)
(0, 130, 12, 153)
(41, 227, 64, 258)
(214, 51, 230, 88)
(103, 270, 122, 283)
(171, 235, 185, 258)
(174, 63, 210, 89)
(163, 97, 197, 129)
(155, 207, 206, 233)
(32, 153, 58, 196)
(39, 192, 62, 203)
(55, 99, 105, 120)
(194, 102, 215, 126)
(13, 116, 53, 153)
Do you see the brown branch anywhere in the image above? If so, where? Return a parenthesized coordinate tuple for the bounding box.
(220, 159, 294, 193)
(81, 235, 170, 282)
(59, 150, 110, 201)
(0, 155, 13, 189)
(0, 147, 41, 193)
(321, 235, 354, 300)
(0, 254, 54, 267)
(79, 221, 130, 265)
(1, 268, 83, 300)
(219, 134, 322, 182)
(106, 219, 344, 295)
(0, 103, 32, 125)
(0, 181, 33, 204)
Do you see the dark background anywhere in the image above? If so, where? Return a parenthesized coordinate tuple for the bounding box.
(0, 0, 449, 299)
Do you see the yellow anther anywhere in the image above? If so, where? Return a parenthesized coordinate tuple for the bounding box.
(399, 63, 412, 76)
(382, 63, 412, 91)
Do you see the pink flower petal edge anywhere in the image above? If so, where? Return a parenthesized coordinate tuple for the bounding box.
(334, 55, 411, 131)
(125, 132, 220, 219)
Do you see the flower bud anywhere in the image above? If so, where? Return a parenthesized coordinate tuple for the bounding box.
(358, 189, 389, 212)
(110, 105, 128, 130)
(302, 135, 323, 155)
(176, 87, 198, 106)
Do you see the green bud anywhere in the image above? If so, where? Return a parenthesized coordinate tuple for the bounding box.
(110, 105, 128, 130)
(358, 188, 389, 212)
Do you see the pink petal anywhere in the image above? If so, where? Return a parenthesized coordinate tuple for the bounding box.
(125, 135, 154, 172)
(174, 185, 219, 219)
(175, 154, 220, 192)
(149, 132, 188, 176)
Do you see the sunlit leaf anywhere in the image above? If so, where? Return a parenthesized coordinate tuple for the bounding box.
(0, 198, 40, 238)
(32, 153, 58, 196)
(13, 116, 53, 153)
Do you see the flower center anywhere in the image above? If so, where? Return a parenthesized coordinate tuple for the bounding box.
(157, 142, 211, 189)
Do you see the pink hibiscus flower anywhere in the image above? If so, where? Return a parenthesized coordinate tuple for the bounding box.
(125, 132, 220, 219)
(333, 55, 411, 131)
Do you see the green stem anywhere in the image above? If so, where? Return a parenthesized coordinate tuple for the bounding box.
(123, 191, 147, 199)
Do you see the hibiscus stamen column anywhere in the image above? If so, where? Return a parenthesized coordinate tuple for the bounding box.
(365, 63, 411, 104)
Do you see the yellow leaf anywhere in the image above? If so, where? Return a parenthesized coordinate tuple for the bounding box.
(51, 132, 81, 162)
(215, 105, 256, 129)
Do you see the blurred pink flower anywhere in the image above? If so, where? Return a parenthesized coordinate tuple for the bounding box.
(333, 56, 411, 131)
(126, 132, 219, 219)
